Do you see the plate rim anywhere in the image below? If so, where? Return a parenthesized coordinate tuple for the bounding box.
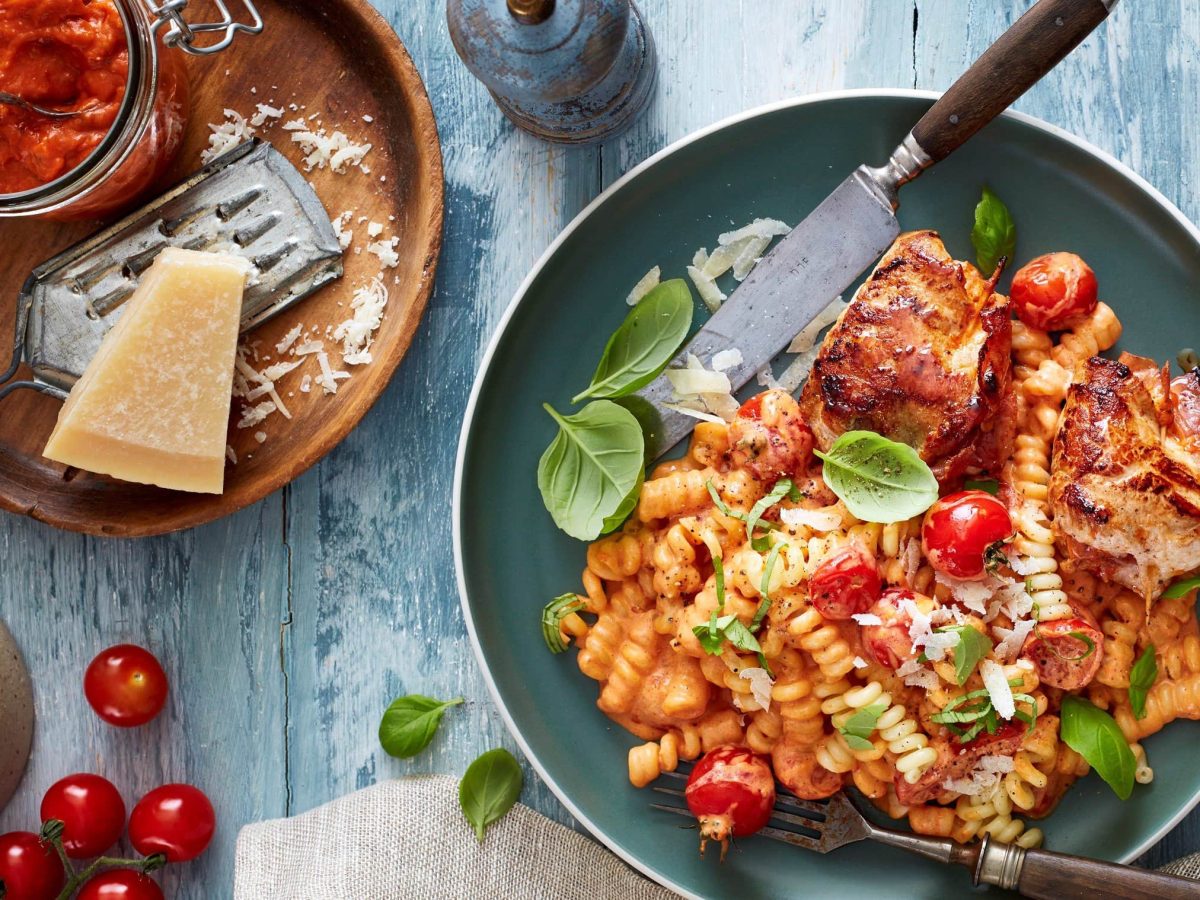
(452, 87, 1200, 896)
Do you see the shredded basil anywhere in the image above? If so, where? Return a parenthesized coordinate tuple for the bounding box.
(814, 431, 938, 524)
(751, 542, 786, 632)
(943, 626, 993, 686)
(1060, 696, 1136, 800)
(541, 594, 587, 654)
(970, 185, 1017, 275)
(931, 684, 1037, 743)
(964, 478, 1001, 496)
(838, 699, 889, 752)
(706, 479, 780, 537)
(1162, 575, 1200, 600)
(745, 479, 794, 552)
(1128, 644, 1158, 721)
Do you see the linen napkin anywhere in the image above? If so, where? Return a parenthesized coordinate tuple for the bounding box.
(233, 775, 674, 899)
(235, 775, 1200, 898)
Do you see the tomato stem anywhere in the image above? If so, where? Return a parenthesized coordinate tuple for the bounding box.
(51, 846, 167, 900)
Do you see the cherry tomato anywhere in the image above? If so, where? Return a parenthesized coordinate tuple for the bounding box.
(128, 784, 215, 863)
(1009, 252, 1098, 331)
(921, 491, 1013, 581)
(1020, 614, 1105, 691)
(0, 831, 65, 900)
(685, 746, 775, 859)
(76, 870, 164, 900)
(84, 645, 168, 728)
(861, 589, 936, 670)
(40, 773, 126, 858)
(810, 546, 881, 620)
(1171, 373, 1200, 440)
(729, 390, 814, 481)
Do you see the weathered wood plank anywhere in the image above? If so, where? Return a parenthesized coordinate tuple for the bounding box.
(0, 502, 289, 899)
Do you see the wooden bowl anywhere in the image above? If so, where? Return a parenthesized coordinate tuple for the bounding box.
(0, 0, 443, 536)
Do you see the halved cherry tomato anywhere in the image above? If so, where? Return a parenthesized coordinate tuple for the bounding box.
(1171, 373, 1200, 440)
(861, 589, 936, 670)
(1009, 252, 1098, 331)
(76, 870, 164, 900)
(810, 546, 881, 620)
(1020, 614, 1104, 690)
(921, 491, 1013, 581)
(128, 784, 215, 863)
(0, 831, 65, 900)
(729, 390, 813, 481)
(84, 645, 168, 728)
(685, 746, 775, 859)
(40, 773, 126, 858)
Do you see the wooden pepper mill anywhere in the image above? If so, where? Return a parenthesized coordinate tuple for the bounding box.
(447, 0, 656, 143)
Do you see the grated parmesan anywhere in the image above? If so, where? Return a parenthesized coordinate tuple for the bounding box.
(710, 348, 743, 372)
(851, 613, 883, 627)
(738, 667, 774, 711)
(625, 265, 661, 306)
(288, 126, 373, 173)
(333, 277, 388, 366)
(366, 235, 400, 269)
(780, 505, 842, 532)
(981, 659, 1016, 719)
(275, 324, 303, 354)
(852, 656, 868, 669)
(201, 108, 255, 164)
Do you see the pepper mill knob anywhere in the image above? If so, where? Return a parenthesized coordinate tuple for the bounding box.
(447, 0, 656, 144)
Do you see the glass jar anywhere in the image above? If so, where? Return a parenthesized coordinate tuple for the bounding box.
(0, 0, 261, 221)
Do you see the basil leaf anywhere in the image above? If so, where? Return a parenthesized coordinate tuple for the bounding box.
(713, 555, 727, 614)
(379, 695, 464, 759)
(1060, 695, 1136, 800)
(839, 698, 889, 751)
(541, 594, 586, 654)
(970, 186, 1016, 275)
(722, 618, 763, 656)
(944, 626, 992, 686)
(964, 478, 1000, 496)
(1162, 576, 1200, 600)
(694, 612, 727, 655)
(751, 542, 786, 631)
(459, 748, 524, 842)
(572, 279, 694, 402)
(814, 431, 939, 523)
(745, 479, 794, 549)
(1128, 644, 1157, 721)
(538, 401, 645, 541)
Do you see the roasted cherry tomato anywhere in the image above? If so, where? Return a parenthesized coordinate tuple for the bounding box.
(1009, 252, 1098, 331)
(921, 491, 1013, 581)
(861, 589, 936, 670)
(810, 546, 881, 620)
(128, 784, 215, 863)
(84, 644, 168, 728)
(685, 746, 775, 860)
(76, 870, 164, 900)
(1020, 614, 1105, 691)
(729, 390, 814, 481)
(40, 773, 126, 858)
(0, 831, 65, 900)
(1171, 372, 1200, 440)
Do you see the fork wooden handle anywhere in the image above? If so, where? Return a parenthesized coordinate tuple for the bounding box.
(910, 0, 1116, 163)
(974, 838, 1199, 899)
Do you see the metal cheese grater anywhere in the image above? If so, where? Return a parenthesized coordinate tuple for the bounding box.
(0, 139, 342, 402)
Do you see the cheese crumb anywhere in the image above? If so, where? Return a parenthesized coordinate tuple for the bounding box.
(334, 276, 388, 366)
(981, 659, 1016, 720)
(738, 667, 773, 712)
(201, 108, 255, 164)
(254, 431, 267, 444)
(710, 348, 743, 372)
(625, 265, 661, 306)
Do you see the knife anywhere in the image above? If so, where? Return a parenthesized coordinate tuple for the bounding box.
(638, 0, 1119, 457)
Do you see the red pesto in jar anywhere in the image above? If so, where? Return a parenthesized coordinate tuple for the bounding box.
(0, 0, 128, 194)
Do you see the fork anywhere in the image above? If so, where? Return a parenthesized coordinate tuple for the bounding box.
(652, 773, 1197, 899)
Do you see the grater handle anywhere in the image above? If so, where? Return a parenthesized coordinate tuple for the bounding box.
(0, 293, 68, 403)
(142, 0, 264, 56)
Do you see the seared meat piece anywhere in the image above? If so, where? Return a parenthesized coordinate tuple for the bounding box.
(1050, 354, 1200, 601)
(798, 231, 1014, 486)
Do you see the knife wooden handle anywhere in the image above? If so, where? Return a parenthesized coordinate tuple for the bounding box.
(910, 0, 1115, 163)
(1015, 848, 1199, 900)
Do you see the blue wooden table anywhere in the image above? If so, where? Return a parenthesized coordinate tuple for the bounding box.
(2, 1, 1198, 896)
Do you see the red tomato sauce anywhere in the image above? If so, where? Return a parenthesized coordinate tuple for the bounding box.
(0, 0, 129, 194)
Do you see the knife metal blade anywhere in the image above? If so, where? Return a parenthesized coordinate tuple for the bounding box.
(636, 147, 926, 457)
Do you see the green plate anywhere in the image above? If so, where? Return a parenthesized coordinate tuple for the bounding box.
(454, 90, 1200, 898)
